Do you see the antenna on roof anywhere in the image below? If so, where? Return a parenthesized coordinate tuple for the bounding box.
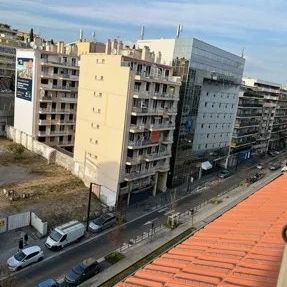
(92, 31, 96, 42)
(241, 47, 245, 58)
(79, 29, 83, 41)
(140, 25, 145, 40)
(176, 24, 183, 38)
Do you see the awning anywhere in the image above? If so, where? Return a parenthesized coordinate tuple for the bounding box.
(201, 161, 213, 170)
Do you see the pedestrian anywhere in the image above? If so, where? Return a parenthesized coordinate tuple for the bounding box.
(18, 238, 23, 251)
(24, 233, 28, 246)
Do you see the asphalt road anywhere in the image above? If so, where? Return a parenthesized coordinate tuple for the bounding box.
(3, 152, 286, 287)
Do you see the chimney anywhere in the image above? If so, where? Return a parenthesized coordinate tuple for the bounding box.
(105, 39, 111, 54)
(111, 39, 118, 53)
(156, 51, 162, 64)
(141, 46, 150, 61)
(57, 41, 64, 54)
(118, 40, 123, 53)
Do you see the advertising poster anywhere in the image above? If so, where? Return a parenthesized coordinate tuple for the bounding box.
(16, 58, 33, 101)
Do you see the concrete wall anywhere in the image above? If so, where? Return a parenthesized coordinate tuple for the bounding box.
(6, 125, 55, 163)
(14, 49, 39, 136)
(31, 212, 47, 236)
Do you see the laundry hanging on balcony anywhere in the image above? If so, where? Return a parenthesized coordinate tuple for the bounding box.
(201, 161, 213, 170)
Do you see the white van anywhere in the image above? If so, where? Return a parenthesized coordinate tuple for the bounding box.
(45, 221, 85, 250)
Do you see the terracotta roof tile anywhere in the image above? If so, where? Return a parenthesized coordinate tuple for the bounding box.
(120, 174, 287, 287)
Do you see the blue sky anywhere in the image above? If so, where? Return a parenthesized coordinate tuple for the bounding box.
(1, 0, 286, 84)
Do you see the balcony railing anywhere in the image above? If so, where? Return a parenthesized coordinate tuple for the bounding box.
(124, 168, 156, 181)
(149, 123, 175, 131)
(126, 156, 144, 165)
(134, 73, 181, 85)
(128, 140, 158, 149)
(41, 58, 79, 69)
(129, 124, 147, 133)
(144, 151, 171, 162)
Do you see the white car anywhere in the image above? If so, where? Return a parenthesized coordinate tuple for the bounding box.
(7, 246, 44, 271)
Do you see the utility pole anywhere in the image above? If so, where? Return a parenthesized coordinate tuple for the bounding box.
(86, 182, 94, 232)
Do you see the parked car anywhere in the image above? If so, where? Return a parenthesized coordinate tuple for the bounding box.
(64, 258, 101, 286)
(45, 220, 85, 251)
(269, 162, 281, 171)
(7, 246, 44, 271)
(268, 151, 276, 157)
(37, 279, 59, 287)
(256, 163, 263, 170)
(218, 169, 231, 179)
(89, 213, 116, 233)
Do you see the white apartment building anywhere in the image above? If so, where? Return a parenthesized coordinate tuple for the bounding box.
(14, 42, 79, 152)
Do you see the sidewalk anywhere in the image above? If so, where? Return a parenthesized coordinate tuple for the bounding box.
(80, 170, 282, 287)
(124, 152, 283, 221)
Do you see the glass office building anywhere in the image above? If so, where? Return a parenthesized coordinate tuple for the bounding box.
(138, 38, 245, 187)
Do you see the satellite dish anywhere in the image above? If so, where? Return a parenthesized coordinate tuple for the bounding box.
(111, 48, 117, 55)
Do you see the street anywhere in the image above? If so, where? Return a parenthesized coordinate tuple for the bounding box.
(1, 152, 286, 286)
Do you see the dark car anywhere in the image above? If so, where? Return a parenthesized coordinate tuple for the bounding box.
(64, 258, 101, 286)
(218, 169, 231, 179)
(37, 279, 59, 287)
(269, 162, 281, 171)
(88, 213, 116, 233)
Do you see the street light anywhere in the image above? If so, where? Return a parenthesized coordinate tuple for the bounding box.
(86, 182, 97, 232)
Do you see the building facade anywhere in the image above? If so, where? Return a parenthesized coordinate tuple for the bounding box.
(14, 41, 79, 152)
(74, 40, 181, 206)
(0, 23, 29, 134)
(229, 78, 287, 166)
(137, 38, 245, 186)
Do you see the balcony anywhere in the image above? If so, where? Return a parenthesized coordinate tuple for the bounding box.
(157, 163, 170, 172)
(144, 151, 171, 162)
(152, 92, 179, 101)
(134, 73, 181, 85)
(264, 102, 277, 108)
(127, 140, 158, 149)
(148, 123, 175, 131)
(38, 130, 74, 136)
(162, 137, 173, 144)
(41, 59, 79, 69)
(232, 131, 258, 138)
(129, 124, 147, 133)
(133, 90, 150, 99)
(124, 168, 156, 181)
(40, 84, 77, 92)
(234, 122, 259, 129)
(38, 119, 75, 125)
(39, 108, 76, 114)
(41, 72, 79, 81)
(126, 156, 144, 165)
(131, 107, 177, 116)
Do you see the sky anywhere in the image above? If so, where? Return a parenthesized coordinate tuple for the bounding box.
(0, 0, 286, 84)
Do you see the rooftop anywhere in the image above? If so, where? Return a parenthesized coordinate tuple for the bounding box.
(117, 174, 287, 287)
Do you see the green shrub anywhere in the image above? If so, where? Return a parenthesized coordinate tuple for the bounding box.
(105, 252, 125, 265)
(7, 143, 25, 159)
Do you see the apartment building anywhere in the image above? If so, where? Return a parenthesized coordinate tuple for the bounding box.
(74, 40, 181, 206)
(229, 86, 264, 163)
(229, 78, 286, 165)
(137, 38, 245, 186)
(14, 41, 79, 152)
(0, 23, 29, 134)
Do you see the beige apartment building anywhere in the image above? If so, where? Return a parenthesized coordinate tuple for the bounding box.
(14, 41, 79, 152)
(74, 40, 181, 206)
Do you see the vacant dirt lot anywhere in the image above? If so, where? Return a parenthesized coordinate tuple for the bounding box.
(0, 138, 100, 227)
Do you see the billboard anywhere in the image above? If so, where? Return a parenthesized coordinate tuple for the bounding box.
(16, 57, 33, 101)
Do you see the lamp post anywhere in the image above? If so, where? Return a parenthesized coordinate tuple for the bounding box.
(86, 182, 95, 232)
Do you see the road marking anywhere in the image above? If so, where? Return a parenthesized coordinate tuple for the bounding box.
(158, 207, 168, 213)
(164, 209, 175, 216)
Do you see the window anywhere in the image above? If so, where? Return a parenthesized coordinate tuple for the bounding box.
(61, 103, 65, 110)
(52, 103, 56, 109)
(205, 102, 207, 107)
(205, 144, 208, 148)
(51, 114, 56, 120)
(201, 124, 204, 128)
(69, 114, 73, 120)
(68, 135, 72, 141)
(206, 92, 209, 96)
(41, 78, 48, 84)
(207, 133, 210, 138)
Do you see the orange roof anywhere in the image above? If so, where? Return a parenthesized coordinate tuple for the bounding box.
(117, 174, 287, 287)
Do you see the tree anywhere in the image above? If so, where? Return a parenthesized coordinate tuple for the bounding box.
(29, 28, 34, 42)
(7, 143, 25, 159)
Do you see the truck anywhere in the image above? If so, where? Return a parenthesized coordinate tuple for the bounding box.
(45, 221, 85, 251)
